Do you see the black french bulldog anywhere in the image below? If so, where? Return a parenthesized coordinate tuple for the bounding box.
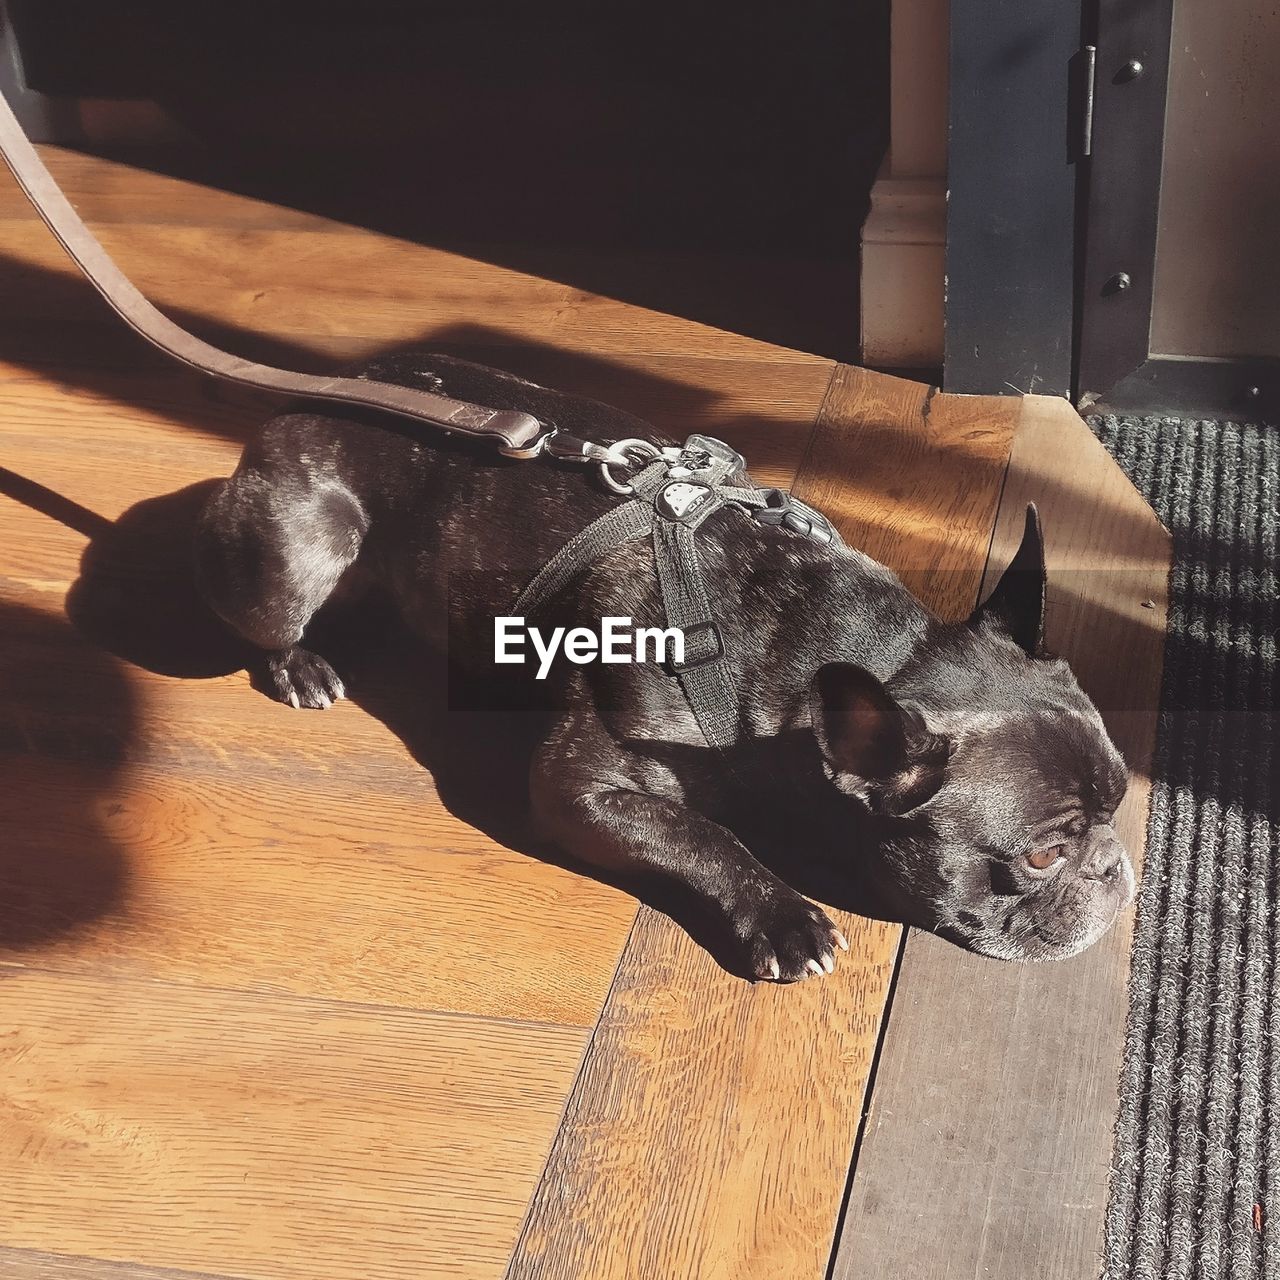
(195, 352, 1134, 981)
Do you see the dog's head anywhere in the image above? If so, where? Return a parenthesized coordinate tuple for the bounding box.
(810, 506, 1134, 960)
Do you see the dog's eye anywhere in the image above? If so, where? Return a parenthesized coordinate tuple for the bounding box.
(1026, 845, 1066, 871)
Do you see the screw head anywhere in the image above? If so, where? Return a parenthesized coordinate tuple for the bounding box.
(1116, 58, 1145, 82)
(1103, 271, 1133, 295)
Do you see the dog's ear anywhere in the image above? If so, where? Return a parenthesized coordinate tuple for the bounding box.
(810, 663, 950, 813)
(969, 503, 1047, 657)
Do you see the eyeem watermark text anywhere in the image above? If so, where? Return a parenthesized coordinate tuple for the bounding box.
(495, 616, 684, 679)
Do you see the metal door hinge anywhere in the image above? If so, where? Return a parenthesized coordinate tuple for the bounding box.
(1071, 44, 1097, 160)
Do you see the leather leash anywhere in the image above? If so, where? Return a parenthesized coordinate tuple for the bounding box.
(0, 90, 846, 755)
(0, 88, 545, 456)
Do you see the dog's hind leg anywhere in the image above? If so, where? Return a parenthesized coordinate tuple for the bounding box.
(195, 464, 368, 709)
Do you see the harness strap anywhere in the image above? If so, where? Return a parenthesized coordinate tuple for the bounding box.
(0, 90, 545, 455)
(514, 436, 833, 753)
(650, 516, 741, 749)
(514, 493, 656, 617)
(629, 440, 750, 751)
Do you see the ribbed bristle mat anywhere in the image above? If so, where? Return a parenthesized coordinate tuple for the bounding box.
(1089, 414, 1278, 1280)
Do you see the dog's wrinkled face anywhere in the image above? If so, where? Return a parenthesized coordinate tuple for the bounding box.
(810, 506, 1135, 960)
(893, 674, 1133, 960)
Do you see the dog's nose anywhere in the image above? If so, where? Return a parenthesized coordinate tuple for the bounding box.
(1081, 830, 1127, 882)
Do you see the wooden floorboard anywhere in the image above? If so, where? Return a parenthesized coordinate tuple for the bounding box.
(507, 366, 1022, 1280)
(831, 397, 1171, 1279)
(1, 144, 1160, 1280)
(0, 148, 834, 1279)
(0, 1247, 245, 1280)
(0, 420, 636, 1027)
(1, 969, 586, 1280)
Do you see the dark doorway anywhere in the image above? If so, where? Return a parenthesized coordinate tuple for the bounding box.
(6, 0, 891, 361)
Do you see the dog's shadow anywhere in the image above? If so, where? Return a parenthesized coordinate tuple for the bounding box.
(65, 480, 548, 860)
(66, 480, 902, 980)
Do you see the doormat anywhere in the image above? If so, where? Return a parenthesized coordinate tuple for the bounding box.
(1089, 414, 1277, 1279)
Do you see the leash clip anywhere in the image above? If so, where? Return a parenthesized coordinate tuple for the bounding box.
(541, 429, 607, 464)
(539, 430, 679, 493)
(497, 422, 560, 460)
(504, 423, 629, 462)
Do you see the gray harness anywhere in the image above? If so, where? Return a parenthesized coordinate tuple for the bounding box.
(516, 434, 839, 752)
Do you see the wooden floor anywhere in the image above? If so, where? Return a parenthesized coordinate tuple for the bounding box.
(0, 151, 1170, 1279)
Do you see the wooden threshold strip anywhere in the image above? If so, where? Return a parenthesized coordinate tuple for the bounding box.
(506, 366, 1022, 1280)
(831, 397, 1171, 1278)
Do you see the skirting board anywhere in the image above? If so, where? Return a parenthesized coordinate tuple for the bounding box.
(0, 3, 177, 146)
(859, 176, 944, 371)
(0, 7, 81, 143)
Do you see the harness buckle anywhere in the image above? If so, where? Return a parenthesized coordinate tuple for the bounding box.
(683, 434, 747, 475)
(750, 489, 836, 545)
(664, 620, 724, 674)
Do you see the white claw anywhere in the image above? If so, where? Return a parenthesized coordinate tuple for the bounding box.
(834, 929, 850, 952)
(767, 957, 781, 980)
(318, 694, 332, 710)
(822, 952, 835, 974)
(332, 680, 346, 700)
(288, 690, 301, 710)
(806, 958, 824, 977)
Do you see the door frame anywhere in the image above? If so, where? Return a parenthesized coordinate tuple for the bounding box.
(1075, 0, 1279, 421)
(943, 0, 1082, 398)
(0, 1, 82, 142)
(945, 0, 1279, 420)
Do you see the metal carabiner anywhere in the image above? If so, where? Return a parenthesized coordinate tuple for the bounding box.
(541, 429, 615, 465)
(530, 429, 681, 493)
(597, 439, 671, 494)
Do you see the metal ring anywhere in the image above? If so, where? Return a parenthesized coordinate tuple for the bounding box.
(597, 438, 664, 495)
(603, 438, 664, 466)
(599, 463, 636, 495)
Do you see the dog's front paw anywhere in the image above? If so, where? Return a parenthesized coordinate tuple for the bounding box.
(732, 887, 849, 982)
(266, 646, 346, 710)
